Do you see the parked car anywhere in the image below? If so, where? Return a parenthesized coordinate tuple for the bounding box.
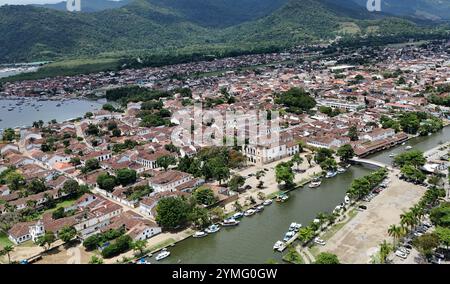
(395, 250, 408, 259)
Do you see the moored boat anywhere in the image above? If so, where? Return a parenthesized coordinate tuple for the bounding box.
(155, 249, 170, 261)
(325, 171, 337, 178)
(193, 231, 208, 238)
(273, 241, 284, 250)
(221, 218, 240, 227)
(205, 224, 221, 234)
(244, 209, 256, 216)
(232, 212, 244, 219)
(263, 199, 273, 206)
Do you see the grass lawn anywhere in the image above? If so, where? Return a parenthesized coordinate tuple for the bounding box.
(0, 232, 13, 247)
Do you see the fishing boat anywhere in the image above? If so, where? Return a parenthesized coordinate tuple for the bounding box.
(337, 167, 346, 174)
(221, 218, 240, 227)
(155, 249, 170, 261)
(244, 209, 256, 216)
(405, 146, 413, 150)
(263, 199, 273, 206)
(389, 153, 396, 158)
(325, 171, 337, 178)
(193, 231, 208, 238)
(273, 241, 284, 250)
(205, 224, 221, 234)
(232, 212, 244, 219)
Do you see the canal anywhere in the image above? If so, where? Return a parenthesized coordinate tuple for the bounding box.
(368, 126, 450, 165)
(153, 166, 373, 264)
(153, 126, 450, 264)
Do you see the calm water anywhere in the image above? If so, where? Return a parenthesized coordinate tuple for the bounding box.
(368, 126, 450, 165)
(152, 166, 374, 264)
(0, 99, 103, 129)
(150, 126, 450, 264)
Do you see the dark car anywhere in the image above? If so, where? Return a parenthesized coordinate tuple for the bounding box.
(358, 205, 367, 210)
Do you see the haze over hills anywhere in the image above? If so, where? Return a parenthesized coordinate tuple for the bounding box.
(0, 0, 448, 64)
(33, 0, 133, 12)
(352, 0, 450, 20)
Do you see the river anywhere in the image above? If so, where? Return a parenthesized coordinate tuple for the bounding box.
(150, 126, 450, 264)
(0, 98, 103, 130)
(152, 166, 373, 264)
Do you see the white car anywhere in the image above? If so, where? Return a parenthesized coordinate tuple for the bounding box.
(413, 231, 423, 237)
(314, 237, 326, 246)
(395, 250, 408, 259)
(398, 247, 410, 254)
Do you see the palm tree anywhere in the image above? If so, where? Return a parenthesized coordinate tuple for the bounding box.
(388, 224, 404, 248)
(400, 212, 417, 232)
(1, 245, 13, 264)
(378, 240, 393, 264)
(298, 227, 315, 245)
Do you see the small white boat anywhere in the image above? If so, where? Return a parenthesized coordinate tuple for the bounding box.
(283, 231, 296, 242)
(289, 222, 302, 232)
(193, 231, 208, 238)
(276, 194, 289, 202)
(232, 212, 244, 219)
(389, 153, 396, 158)
(273, 241, 284, 250)
(405, 146, 412, 150)
(221, 218, 240, 227)
(155, 249, 170, 261)
(255, 205, 264, 212)
(337, 167, 346, 174)
(401, 142, 406, 146)
(325, 171, 337, 178)
(244, 209, 256, 216)
(263, 199, 273, 206)
(205, 224, 221, 234)
(309, 180, 322, 188)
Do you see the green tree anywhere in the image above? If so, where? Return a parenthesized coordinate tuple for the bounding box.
(193, 187, 216, 206)
(37, 231, 56, 250)
(378, 240, 393, 264)
(58, 226, 77, 243)
(394, 150, 426, 168)
(298, 226, 315, 244)
(275, 162, 294, 186)
(2, 128, 16, 142)
(62, 179, 80, 196)
(291, 153, 303, 170)
(314, 148, 334, 165)
(89, 255, 103, 264)
(413, 233, 440, 258)
(315, 252, 340, 264)
(337, 144, 355, 163)
(435, 226, 450, 248)
(320, 157, 338, 173)
(116, 168, 137, 186)
(347, 125, 359, 141)
(0, 245, 14, 264)
(96, 173, 117, 192)
(84, 158, 100, 172)
(388, 224, 405, 248)
(155, 197, 190, 229)
(132, 239, 148, 257)
(156, 155, 177, 171)
(6, 171, 25, 191)
(228, 175, 245, 191)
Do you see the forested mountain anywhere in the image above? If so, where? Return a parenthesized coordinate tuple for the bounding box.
(34, 0, 132, 12)
(0, 0, 448, 63)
